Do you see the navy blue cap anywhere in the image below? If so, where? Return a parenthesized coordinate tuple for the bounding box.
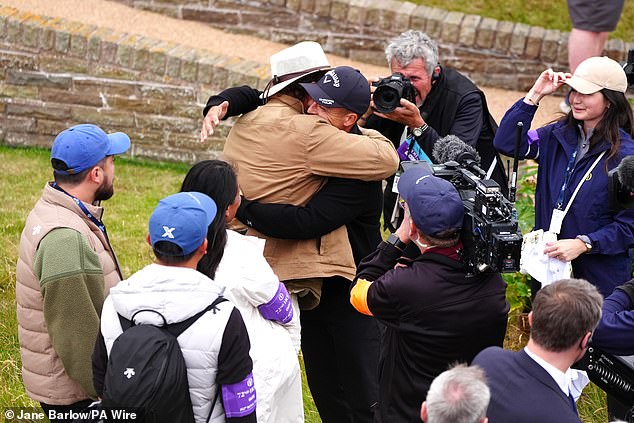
(149, 192, 217, 256)
(51, 124, 130, 175)
(299, 66, 370, 116)
(397, 167, 464, 237)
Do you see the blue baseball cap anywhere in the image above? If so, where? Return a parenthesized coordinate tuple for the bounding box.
(51, 124, 131, 175)
(149, 192, 217, 256)
(397, 166, 464, 237)
(299, 66, 371, 116)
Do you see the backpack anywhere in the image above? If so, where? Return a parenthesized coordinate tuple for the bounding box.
(101, 296, 228, 423)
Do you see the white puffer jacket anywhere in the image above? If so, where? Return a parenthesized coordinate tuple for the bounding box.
(100, 264, 236, 423)
(214, 230, 303, 423)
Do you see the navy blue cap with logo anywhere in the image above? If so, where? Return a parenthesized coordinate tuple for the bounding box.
(397, 166, 464, 237)
(300, 66, 371, 116)
(149, 192, 217, 256)
(51, 124, 131, 175)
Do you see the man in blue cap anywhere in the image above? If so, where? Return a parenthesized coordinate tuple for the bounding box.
(94, 192, 257, 423)
(350, 166, 509, 423)
(16, 124, 130, 421)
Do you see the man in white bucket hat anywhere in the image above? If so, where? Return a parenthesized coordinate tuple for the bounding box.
(204, 41, 398, 422)
(219, 40, 397, 302)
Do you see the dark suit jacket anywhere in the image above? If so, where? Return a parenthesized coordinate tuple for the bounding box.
(473, 347, 581, 423)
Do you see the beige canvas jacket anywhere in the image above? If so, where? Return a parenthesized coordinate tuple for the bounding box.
(224, 94, 398, 282)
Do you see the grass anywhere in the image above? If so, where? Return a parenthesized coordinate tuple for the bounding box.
(0, 146, 608, 421)
(0, 145, 322, 420)
(410, 0, 634, 42)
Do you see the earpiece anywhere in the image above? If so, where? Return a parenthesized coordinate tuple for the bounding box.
(431, 66, 441, 83)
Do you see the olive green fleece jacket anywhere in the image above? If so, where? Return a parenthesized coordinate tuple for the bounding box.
(34, 228, 106, 398)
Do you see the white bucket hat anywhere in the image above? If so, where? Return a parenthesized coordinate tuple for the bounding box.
(263, 41, 331, 98)
(565, 56, 628, 94)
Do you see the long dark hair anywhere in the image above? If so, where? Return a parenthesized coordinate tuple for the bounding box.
(180, 160, 239, 279)
(563, 89, 634, 165)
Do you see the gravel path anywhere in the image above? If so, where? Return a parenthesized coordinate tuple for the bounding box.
(5, 0, 562, 126)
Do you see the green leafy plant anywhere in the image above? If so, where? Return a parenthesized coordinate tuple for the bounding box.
(503, 163, 538, 313)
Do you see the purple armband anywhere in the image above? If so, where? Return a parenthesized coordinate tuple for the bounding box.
(222, 372, 256, 418)
(257, 282, 293, 324)
(527, 129, 540, 146)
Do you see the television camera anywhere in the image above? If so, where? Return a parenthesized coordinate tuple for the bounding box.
(398, 136, 523, 275)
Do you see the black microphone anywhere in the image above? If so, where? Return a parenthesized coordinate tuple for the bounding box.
(609, 155, 634, 210)
(617, 156, 634, 192)
(432, 135, 486, 177)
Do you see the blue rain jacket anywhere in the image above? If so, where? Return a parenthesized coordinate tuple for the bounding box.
(494, 99, 634, 296)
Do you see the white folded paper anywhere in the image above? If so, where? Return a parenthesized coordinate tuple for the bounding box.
(520, 229, 572, 286)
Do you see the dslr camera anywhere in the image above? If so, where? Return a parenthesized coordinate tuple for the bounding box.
(372, 73, 417, 113)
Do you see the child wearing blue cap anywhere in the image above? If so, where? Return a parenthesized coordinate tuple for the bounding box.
(94, 192, 257, 423)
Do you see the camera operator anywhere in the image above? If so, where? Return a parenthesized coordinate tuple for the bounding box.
(349, 166, 509, 422)
(363, 30, 507, 231)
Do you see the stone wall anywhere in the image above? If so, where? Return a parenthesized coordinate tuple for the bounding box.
(116, 0, 634, 91)
(0, 6, 269, 161)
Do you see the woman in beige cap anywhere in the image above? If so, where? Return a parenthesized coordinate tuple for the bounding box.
(493, 56, 634, 299)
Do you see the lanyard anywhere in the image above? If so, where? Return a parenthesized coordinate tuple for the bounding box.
(549, 151, 605, 234)
(400, 134, 432, 163)
(556, 148, 578, 209)
(52, 183, 106, 233)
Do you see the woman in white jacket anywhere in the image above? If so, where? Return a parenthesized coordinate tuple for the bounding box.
(181, 160, 304, 423)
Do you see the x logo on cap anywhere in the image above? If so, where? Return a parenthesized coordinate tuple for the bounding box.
(162, 226, 175, 239)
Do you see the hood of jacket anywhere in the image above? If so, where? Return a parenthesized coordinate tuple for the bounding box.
(108, 263, 225, 325)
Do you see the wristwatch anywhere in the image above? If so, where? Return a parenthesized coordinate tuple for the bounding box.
(386, 233, 408, 251)
(576, 235, 593, 253)
(411, 123, 429, 137)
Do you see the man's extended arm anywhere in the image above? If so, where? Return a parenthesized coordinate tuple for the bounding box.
(236, 178, 373, 240)
(350, 239, 404, 320)
(36, 228, 106, 398)
(304, 122, 399, 181)
(202, 86, 262, 118)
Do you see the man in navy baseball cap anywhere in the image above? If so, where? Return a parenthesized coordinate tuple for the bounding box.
(300, 66, 371, 129)
(351, 166, 508, 423)
(148, 191, 217, 258)
(397, 165, 464, 241)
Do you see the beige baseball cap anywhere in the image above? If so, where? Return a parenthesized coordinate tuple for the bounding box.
(565, 56, 628, 94)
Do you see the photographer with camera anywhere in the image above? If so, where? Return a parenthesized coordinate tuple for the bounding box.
(349, 166, 509, 422)
(363, 30, 507, 231)
(493, 56, 634, 298)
